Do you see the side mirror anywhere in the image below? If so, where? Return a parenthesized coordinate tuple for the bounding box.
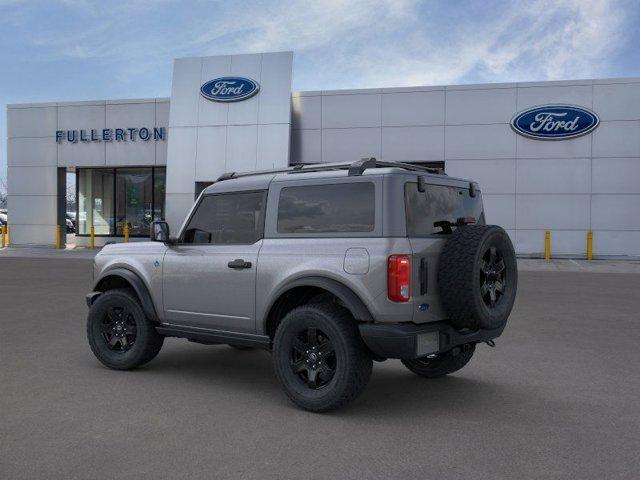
(151, 221, 170, 243)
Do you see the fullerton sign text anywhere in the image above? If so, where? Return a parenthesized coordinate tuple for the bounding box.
(55, 127, 166, 144)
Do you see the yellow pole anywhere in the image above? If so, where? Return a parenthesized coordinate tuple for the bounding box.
(90, 224, 95, 249)
(1, 225, 5, 248)
(6, 225, 9, 246)
(55, 224, 61, 249)
(123, 223, 129, 243)
(587, 230, 593, 261)
(544, 230, 551, 261)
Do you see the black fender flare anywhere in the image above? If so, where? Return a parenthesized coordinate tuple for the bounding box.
(91, 268, 159, 322)
(263, 276, 373, 332)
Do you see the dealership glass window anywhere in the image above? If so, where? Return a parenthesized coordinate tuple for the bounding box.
(77, 167, 166, 237)
(115, 169, 153, 236)
(277, 183, 375, 234)
(154, 170, 166, 221)
(77, 169, 114, 235)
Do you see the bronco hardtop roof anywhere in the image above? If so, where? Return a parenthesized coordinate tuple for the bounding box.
(202, 158, 475, 195)
(216, 158, 442, 182)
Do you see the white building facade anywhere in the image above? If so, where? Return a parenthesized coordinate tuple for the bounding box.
(6, 51, 640, 257)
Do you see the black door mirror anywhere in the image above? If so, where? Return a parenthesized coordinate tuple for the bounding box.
(151, 221, 170, 242)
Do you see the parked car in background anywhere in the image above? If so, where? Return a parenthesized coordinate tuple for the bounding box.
(66, 212, 76, 233)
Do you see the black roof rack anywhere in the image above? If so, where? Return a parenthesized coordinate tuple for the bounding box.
(215, 158, 443, 182)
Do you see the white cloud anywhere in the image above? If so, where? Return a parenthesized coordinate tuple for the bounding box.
(315, 0, 626, 88)
(5, 0, 630, 89)
(187, 0, 628, 88)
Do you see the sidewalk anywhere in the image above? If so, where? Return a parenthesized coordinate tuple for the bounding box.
(0, 246, 98, 259)
(1, 246, 640, 273)
(517, 258, 640, 274)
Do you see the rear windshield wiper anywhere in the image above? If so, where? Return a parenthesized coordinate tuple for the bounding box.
(433, 217, 476, 234)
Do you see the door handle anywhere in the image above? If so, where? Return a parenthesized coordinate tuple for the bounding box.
(228, 258, 252, 269)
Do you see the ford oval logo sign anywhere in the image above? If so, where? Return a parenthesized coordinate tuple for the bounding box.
(200, 77, 260, 102)
(511, 105, 599, 140)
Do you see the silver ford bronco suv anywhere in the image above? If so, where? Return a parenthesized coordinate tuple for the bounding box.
(86, 158, 517, 412)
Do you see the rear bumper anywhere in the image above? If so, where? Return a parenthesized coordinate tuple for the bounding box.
(359, 321, 504, 360)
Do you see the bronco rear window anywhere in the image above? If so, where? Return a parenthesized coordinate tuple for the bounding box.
(405, 182, 484, 236)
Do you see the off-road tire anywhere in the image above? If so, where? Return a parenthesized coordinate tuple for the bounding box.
(272, 303, 373, 412)
(438, 225, 517, 330)
(87, 288, 164, 370)
(229, 345, 254, 351)
(401, 344, 475, 378)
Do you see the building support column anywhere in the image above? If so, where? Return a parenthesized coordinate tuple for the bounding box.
(56, 168, 67, 248)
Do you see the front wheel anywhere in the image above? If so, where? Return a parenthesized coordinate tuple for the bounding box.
(272, 304, 372, 412)
(87, 288, 164, 370)
(401, 344, 475, 378)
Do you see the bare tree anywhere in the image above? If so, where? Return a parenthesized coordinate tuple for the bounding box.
(66, 178, 76, 212)
(0, 176, 7, 209)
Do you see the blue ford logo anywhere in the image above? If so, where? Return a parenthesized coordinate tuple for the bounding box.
(200, 77, 260, 102)
(511, 105, 599, 140)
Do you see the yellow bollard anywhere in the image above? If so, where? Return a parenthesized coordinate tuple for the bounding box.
(1, 224, 5, 248)
(544, 230, 551, 261)
(89, 224, 95, 249)
(55, 224, 62, 249)
(123, 223, 129, 243)
(6, 224, 9, 246)
(587, 230, 593, 261)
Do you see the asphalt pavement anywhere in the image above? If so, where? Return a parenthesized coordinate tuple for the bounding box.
(1, 256, 639, 479)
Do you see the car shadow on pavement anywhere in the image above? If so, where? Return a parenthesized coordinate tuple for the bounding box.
(118, 341, 535, 420)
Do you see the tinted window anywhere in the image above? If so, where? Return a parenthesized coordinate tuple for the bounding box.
(405, 182, 484, 236)
(183, 191, 265, 244)
(277, 183, 375, 234)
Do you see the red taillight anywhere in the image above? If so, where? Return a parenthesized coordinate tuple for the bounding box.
(388, 255, 411, 302)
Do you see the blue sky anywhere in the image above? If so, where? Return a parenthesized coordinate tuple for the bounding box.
(1, 0, 639, 186)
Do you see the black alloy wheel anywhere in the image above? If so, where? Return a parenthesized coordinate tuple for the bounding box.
(87, 288, 164, 370)
(290, 327, 336, 389)
(272, 303, 372, 412)
(101, 305, 137, 352)
(480, 246, 506, 308)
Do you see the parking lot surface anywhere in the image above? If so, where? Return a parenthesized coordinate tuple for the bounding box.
(1, 256, 639, 479)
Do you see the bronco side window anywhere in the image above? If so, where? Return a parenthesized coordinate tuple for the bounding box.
(277, 182, 375, 234)
(182, 191, 266, 245)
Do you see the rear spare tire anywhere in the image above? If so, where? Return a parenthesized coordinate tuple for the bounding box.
(437, 225, 517, 331)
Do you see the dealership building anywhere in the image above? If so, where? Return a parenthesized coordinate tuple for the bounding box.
(6, 51, 640, 257)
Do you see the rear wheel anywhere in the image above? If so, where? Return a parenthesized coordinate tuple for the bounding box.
(87, 289, 164, 370)
(402, 344, 475, 378)
(229, 345, 254, 351)
(272, 304, 372, 412)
